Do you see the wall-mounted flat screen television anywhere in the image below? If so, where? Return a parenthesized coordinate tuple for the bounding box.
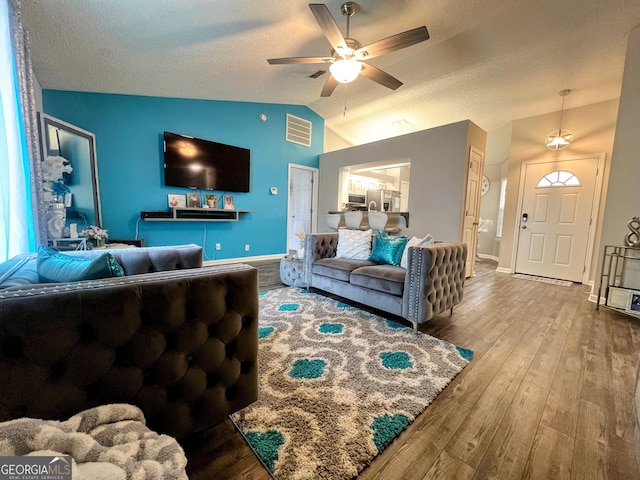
(163, 131, 250, 192)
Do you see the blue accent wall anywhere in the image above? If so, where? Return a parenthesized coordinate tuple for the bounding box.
(42, 91, 323, 260)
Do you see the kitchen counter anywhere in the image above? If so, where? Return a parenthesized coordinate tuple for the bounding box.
(328, 211, 410, 229)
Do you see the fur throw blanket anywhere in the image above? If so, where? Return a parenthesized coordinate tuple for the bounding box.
(0, 404, 187, 480)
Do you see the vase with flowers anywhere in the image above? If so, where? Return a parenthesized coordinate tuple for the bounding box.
(42, 155, 72, 204)
(80, 225, 108, 249)
(294, 230, 306, 259)
(42, 155, 73, 238)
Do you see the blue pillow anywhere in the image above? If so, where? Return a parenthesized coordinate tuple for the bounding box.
(368, 231, 408, 266)
(37, 245, 125, 283)
(0, 254, 39, 289)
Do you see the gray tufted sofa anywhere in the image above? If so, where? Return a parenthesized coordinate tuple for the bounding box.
(0, 245, 258, 439)
(303, 233, 467, 331)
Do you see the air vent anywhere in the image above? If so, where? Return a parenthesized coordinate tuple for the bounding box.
(309, 70, 327, 79)
(286, 114, 312, 147)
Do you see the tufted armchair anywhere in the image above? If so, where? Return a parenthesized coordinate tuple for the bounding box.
(303, 233, 467, 330)
(0, 262, 258, 439)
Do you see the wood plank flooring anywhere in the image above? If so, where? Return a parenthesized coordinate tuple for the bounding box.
(184, 260, 640, 479)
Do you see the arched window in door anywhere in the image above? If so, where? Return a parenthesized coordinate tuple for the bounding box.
(537, 170, 581, 187)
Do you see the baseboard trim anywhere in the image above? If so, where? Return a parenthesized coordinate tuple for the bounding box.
(588, 293, 606, 304)
(495, 266, 511, 274)
(204, 253, 286, 266)
(478, 254, 499, 262)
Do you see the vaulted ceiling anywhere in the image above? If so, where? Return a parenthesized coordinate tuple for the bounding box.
(20, 0, 640, 147)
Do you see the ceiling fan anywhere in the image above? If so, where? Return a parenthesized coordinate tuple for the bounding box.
(267, 2, 429, 97)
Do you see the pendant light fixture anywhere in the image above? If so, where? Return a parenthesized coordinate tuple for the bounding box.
(545, 89, 573, 151)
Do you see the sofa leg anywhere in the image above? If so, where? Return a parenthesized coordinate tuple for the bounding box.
(412, 321, 418, 333)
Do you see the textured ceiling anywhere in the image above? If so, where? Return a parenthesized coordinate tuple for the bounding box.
(20, 0, 640, 151)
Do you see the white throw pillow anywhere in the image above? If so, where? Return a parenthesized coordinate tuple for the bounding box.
(400, 234, 434, 269)
(336, 229, 373, 260)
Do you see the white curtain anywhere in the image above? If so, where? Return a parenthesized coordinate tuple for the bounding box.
(0, 0, 38, 262)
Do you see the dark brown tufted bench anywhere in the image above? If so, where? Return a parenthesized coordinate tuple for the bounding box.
(0, 263, 258, 439)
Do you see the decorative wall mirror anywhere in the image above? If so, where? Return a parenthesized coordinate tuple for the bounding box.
(38, 114, 102, 236)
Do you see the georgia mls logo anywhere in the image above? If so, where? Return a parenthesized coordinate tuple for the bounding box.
(0, 455, 72, 480)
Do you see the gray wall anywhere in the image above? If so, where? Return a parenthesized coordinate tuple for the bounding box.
(478, 122, 513, 258)
(597, 25, 640, 290)
(318, 120, 486, 242)
(478, 163, 503, 258)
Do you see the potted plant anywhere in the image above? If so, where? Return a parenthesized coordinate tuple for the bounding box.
(80, 225, 109, 249)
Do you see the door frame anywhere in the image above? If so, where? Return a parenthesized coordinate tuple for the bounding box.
(287, 164, 319, 253)
(510, 153, 606, 284)
(460, 146, 485, 277)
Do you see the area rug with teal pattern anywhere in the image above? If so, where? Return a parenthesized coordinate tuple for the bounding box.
(231, 287, 473, 479)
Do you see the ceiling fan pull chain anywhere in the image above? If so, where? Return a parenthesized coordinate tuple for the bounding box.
(343, 84, 348, 116)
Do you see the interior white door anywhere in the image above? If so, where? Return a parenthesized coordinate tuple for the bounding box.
(462, 147, 484, 277)
(288, 167, 313, 253)
(515, 157, 598, 282)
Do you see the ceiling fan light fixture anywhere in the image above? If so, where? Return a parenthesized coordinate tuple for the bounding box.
(267, 3, 430, 97)
(545, 89, 573, 151)
(330, 59, 362, 83)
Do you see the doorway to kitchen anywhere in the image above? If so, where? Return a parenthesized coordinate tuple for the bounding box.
(339, 160, 411, 211)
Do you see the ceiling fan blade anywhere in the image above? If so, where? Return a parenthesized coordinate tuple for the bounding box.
(356, 26, 429, 60)
(320, 74, 339, 97)
(360, 64, 403, 90)
(268, 56, 333, 65)
(309, 4, 348, 52)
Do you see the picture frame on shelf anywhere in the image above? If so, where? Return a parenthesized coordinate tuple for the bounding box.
(205, 193, 218, 209)
(187, 191, 201, 208)
(223, 195, 235, 210)
(607, 286, 630, 309)
(168, 194, 186, 208)
(627, 290, 640, 314)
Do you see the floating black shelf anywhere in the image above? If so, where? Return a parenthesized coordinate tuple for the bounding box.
(140, 207, 254, 222)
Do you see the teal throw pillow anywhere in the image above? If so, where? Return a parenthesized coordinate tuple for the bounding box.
(368, 231, 408, 266)
(36, 245, 125, 283)
(0, 254, 39, 289)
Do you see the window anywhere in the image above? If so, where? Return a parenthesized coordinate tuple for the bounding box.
(496, 178, 507, 238)
(537, 170, 581, 187)
(0, 0, 35, 261)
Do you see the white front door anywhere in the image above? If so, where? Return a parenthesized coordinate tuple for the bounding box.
(288, 166, 316, 253)
(515, 157, 600, 283)
(462, 147, 484, 277)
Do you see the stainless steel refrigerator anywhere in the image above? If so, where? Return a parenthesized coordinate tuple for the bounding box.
(366, 189, 401, 212)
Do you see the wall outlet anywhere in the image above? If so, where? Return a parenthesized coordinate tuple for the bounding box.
(245, 244, 250, 251)
(215, 243, 221, 251)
